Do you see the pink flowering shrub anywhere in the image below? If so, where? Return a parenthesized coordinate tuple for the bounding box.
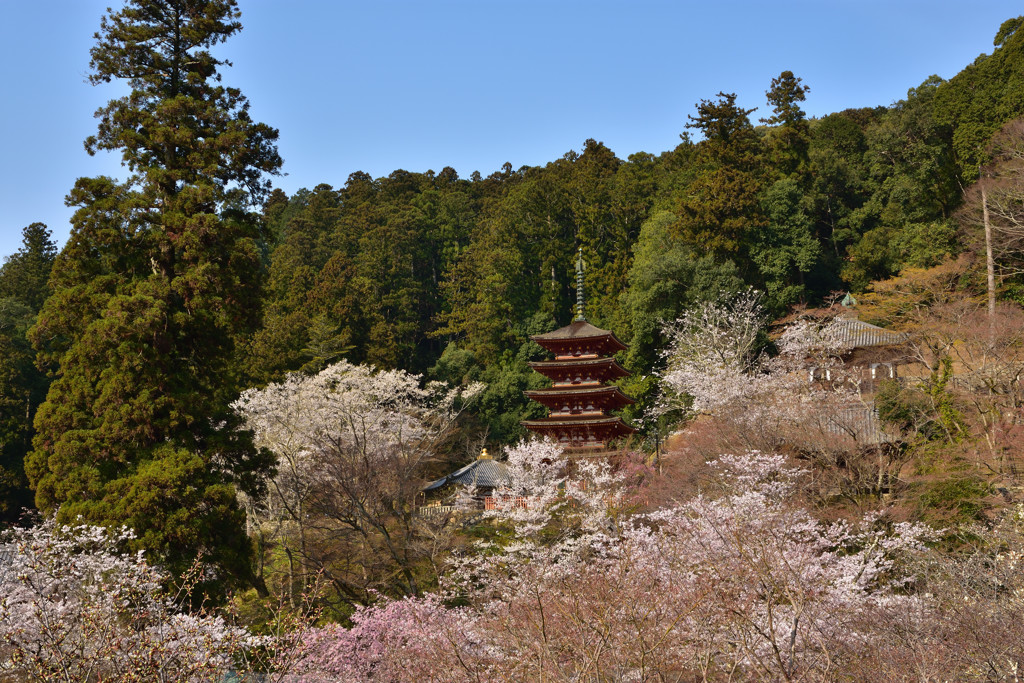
(294, 595, 480, 683)
(293, 444, 934, 682)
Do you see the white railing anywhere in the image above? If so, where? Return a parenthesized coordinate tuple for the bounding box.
(417, 504, 458, 517)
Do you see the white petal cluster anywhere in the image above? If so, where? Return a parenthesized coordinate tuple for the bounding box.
(0, 519, 249, 682)
(233, 360, 483, 530)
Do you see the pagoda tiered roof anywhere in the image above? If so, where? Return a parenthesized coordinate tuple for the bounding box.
(530, 320, 628, 358)
(524, 385, 635, 412)
(521, 415, 632, 428)
(528, 356, 630, 383)
(520, 415, 635, 449)
(522, 315, 634, 451)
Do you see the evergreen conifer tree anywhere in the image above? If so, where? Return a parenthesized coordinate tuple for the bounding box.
(27, 0, 279, 592)
(675, 92, 765, 259)
(0, 223, 58, 311)
(0, 223, 57, 522)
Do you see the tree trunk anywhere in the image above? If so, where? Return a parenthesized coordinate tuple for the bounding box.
(983, 184, 996, 344)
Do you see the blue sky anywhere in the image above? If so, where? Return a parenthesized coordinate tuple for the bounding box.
(1, 1, 1021, 260)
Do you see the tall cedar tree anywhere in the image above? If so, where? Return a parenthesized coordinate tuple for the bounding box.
(0, 224, 57, 521)
(27, 0, 279, 592)
(675, 93, 766, 259)
(762, 71, 811, 182)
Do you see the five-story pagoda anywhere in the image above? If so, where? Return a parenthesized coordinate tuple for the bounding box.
(521, 250, 635, 452)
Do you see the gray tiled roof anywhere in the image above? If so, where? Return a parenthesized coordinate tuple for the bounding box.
(824, 317, 909, 350)
(423, 458, 511, 492)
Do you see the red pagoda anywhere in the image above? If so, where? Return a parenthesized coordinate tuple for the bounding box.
(521, 250, 635, 452)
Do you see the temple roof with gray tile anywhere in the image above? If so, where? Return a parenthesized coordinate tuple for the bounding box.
(423, 451, 511, 492)
(823, 317, 910, 350)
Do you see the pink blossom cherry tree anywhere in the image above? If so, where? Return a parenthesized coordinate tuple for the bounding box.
(293, 443, 933, 682)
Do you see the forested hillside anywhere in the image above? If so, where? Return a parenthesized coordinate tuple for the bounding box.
(232, 14, 1024, 447)
(4, 16, 1024, 501)
(4, 4, 1024, 679)
(1, 8, 1023, 530)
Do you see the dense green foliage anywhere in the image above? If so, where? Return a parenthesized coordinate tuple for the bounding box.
(6, 3, 1024, 594)
(0, 224, 56, 522)
(235, 16, 1024, 443)
(25, 0, 279, 591)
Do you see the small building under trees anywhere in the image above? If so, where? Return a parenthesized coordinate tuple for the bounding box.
(421, 449, 510, 511)
(812, 313, 912, 395)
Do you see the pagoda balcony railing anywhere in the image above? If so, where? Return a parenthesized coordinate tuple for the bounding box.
(549, 410, 609, 418)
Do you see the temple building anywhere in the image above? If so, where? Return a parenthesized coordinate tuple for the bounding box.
(421, 448, 510, 509)
(520, 249, 635, 452)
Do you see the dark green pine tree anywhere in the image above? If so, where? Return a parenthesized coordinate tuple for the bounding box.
(0, 223, 58, 310)
(674, 92, 766, 260)
(0, 223, 57, 522)
(761, 71, 811, 182)
(26, 0, 279, 592)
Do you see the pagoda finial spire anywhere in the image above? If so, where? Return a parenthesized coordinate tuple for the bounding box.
(575, 246, 586, 321)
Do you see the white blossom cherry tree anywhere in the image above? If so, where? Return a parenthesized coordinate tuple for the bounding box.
(0, 519, 249, 683)
(233, 361, 483, 606)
